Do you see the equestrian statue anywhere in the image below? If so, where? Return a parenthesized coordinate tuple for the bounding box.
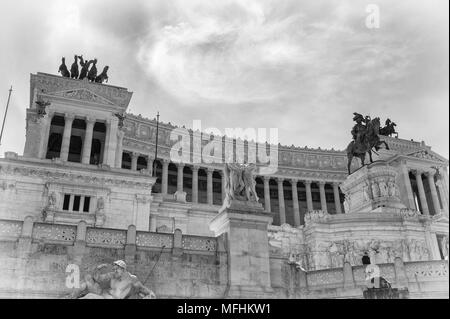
(346, 112, 391, 175)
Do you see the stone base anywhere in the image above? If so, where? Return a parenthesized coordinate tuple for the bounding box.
(209, 199, 273, 290)
(341, 161, 406, 214)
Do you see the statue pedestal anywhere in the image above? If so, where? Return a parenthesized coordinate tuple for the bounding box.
(210, 199, 273, 296)
(340, 161, 406, 214)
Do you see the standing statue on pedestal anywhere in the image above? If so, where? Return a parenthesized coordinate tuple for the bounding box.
(223, 163, 259, 202)
(58, 57, 70, 78)
(346, 113, 390, 175)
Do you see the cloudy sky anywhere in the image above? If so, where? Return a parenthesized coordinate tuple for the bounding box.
(0, 0, 448, 158)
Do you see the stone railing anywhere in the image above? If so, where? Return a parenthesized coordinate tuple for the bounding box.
(405, 260, 449, 281)
(86, 227, 127, 248)
(182, 235, 217, 252)
(0, 220, 23, 240)
(306, 268, 344, 288)
(136, 232, 173, 248)
(32, 223, 77, 244)
(0, 217, 219, 254)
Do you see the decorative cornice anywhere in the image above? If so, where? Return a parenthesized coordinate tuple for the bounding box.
(0, 161, 155, 189)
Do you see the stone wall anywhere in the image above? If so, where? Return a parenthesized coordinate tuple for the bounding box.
(0, 218, 227, 298)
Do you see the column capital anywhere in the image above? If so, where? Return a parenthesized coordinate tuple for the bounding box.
(263, 175, 271, 182)
(65, 113, 75, 121)
(304, 180, 312, 185)
(177, 162, 185, 169)
(192, 165, 200, 172)
(85, 117, 96, 125)
(413, 169, 424, 177)
(332, 182, 341, 187)
(290, 178, 298, 186)
(162, 159, 170, 165)
(207, 167, 215, 174)
(277, 177, 284, 184)
(424, 170, 436, 178)
(318, 181, 327, 186)
(131, 152, 139, 158)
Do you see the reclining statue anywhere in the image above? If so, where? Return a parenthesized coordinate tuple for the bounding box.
(67, 260, 156, 299)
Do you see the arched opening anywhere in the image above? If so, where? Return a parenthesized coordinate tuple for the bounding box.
(212, 171, 222, 205)
(67, 119, 86, 163)
(68, 135, 83, 163)
(90, 139, 102, 164)
(137, 156, 148, 171)
(311, 182, 321, 210)
(283, 180, 294, 226)
(46, 115, 65, 159)
(93, 122, 106, 164)
(198, 168, 207, 204)
(269, 179, 279, 225)
(168, 163, 178, 195)
(255, 177, 264, 205)
(183, 166, 193, 202)
(152, 160, 162, 193)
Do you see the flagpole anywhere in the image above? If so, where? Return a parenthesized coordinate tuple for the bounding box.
(0, 86, 13, 147)
(152, 111, 160, 177)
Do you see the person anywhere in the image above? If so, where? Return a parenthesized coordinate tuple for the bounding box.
(77, 260, 155, 299)
(351, 112, 367, 147)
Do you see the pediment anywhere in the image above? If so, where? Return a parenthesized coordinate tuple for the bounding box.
(45, 88, 116, 106)
(407, 150, 445, 162)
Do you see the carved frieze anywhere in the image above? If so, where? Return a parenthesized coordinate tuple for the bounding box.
(0, 164, 154, 190)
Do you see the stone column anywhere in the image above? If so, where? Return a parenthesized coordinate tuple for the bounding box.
(39, 112, 54, 159)
(414, 170, 429, 215)
(439, 167, 449, 209)
(162, 160, 169, 195)
(437, 180, 449, 215)
(177, 163, 184, 192)
(192, 166, 199, 203)
(131, 152, 139, 171)
(207, 168, 214, 205)
(305, 181, 313, 212)
(220, 170, 226, 203)
(115, 130, 125, 168)
(401, 162, 416, 209)
(426, 171, 441, 215)
(147, 156, 154, 176)
(291, 179, 300, 226)
(277, 178, 286, 225)
(333, 182, 343, 214)
(319, 181, 328, 213)
(59, 113, 75, 161)
(104, 117, 119, 166)
(263, 176, 271, 212)
(81, 117, 95, 164)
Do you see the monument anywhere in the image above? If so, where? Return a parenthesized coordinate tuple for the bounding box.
(209, 163, 273, 297)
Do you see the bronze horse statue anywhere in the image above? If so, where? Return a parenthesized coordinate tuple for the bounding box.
(346, 117, 389, 175)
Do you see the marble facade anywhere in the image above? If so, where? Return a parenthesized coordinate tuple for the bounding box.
(0, 72, 448, 298)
